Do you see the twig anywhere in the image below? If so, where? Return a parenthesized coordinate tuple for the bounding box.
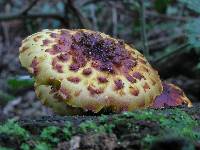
(1, 4, 11, 47)
(0, 0, 68, 26)
(83, 0, 122, 6)
(146, 10, 189, 22)
(140, 0, 149, 58)
(89, 4, 98, 30)
(1, 22, 10, 47)
(85, 0, 188, 22)
(0, 13, 68, 25)
(0, 0, 39, 19)
(154, 43, 189, 63)
(148, 33, 185, 48)
(67, 0, 92, 29)
(112, 6, 117, 37)
(63, 1, 70, 28)
(20, 0, 39, 15)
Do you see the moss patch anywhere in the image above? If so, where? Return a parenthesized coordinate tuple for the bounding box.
(0, 106, 200, 149)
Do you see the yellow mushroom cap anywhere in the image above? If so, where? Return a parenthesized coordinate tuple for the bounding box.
(19, 29, 162, 114)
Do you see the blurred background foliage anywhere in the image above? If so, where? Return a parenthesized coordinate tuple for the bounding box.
(0, 0, 199, 117)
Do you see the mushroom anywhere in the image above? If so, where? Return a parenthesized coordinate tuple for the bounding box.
(19, 29, 192, 115)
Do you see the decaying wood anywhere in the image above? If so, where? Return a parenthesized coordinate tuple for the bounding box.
(16, 103, 200, 128)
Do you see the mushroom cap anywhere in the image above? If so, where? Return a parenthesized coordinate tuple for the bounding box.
(19, 29, 162, 114)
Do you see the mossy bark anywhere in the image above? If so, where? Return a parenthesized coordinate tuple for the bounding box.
(0, 103, 200, 150)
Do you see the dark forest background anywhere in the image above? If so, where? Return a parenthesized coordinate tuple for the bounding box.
(0, 0, 200, 118)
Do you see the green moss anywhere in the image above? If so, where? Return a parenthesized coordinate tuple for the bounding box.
(40, 126, 60, 144)
(0, 119, 30, 140)
(33, 142, 51, 150)
(116, 108, 200, 147)
(0, 108, 199, 149)
(79, 120, 94, 133)
(63, 122, 73, 140)
(20, 143, 30, 150)
(99, 114, 109, 123)
(0, 147, 14, 150)
(79, 119, 115, 134)
(141, 134, 157, 149)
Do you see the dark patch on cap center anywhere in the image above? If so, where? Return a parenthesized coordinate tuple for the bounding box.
(71, 31, 137, 73)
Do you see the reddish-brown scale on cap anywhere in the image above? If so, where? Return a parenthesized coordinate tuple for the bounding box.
(46, 45, 69, 55)
(50, 33, 59, 38)
(138, 57, 147, 64)
(91, 61, 100, 68)
(82, 68, 92, 75)
(33, 35, 42, 42)
(121, 60, 137, 83)
(30, 57, 39, 75)
(69, 63, 80, 72)
(52, 58, 63, 73)
(45, 48, 53, 55)
(45, 48, 58, 55)
(42, 39, 52, 46)
(143, 82, 150, 92)
(58, 31, 72, 47)
(88, 85, 104, 95)
(114, 79, 124, 90)
(47, 31, 72, 55)
(130, 86, 139, 96)
(20, 46, 29, 53)
(126, 74, 137, 83)
(58, 87, 71, 100)
(54, 45, 67, 53)
(57, 53, 69, 62)
(67, 76, 81, 83)
(132, 72, 145, 80)
(97, 77, 108, 83)
(71, 54, 87, 67)
(123, 59, 137, 70)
